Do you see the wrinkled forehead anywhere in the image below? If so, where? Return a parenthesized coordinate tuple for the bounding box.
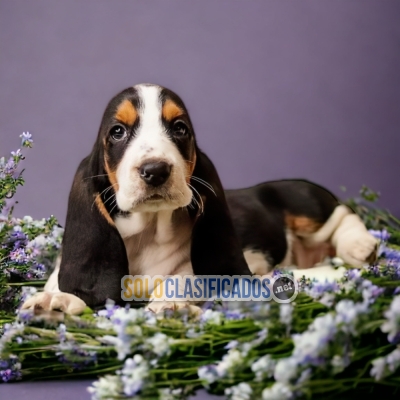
(101, 84, 190, 128)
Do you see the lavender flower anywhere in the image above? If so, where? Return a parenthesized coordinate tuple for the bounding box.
(19, 286, 37, 305)
(57, 323, 67, 342)
(111, 307, 146, 331)
(120, 354, 150, 396)
(198, 348, 245, 387)
(96, 300, 121, 330)
(370, 357, 386, 381)
(346, 268, 362, 282)
(10, 149, 23, 159)
(379, 245, 400, 263)
(291, 313, 337, 366)
(97, 299, 120, 318)
(0, 355, 22, 382)
(101, 334, 134, 362)
(88, 354, 150, 399)
(225, 382, 253, 400)
(296, 368, 311, 385)
(215, 349, 244, 377)
(20, 132, 33, 148)
(158, 387, 184, 399)
(225, 340, 239, 350)
(279, 304, 293, 326)
(219, 300, 257, 320)
(335, 299, 369, 335)
(102, 307, 145, 360)
(225, 309, 246, 320)
(10, 229, 27, 247)
(0, 157, 17, 177)
(185, 327, 202, 339)
(274, 358, 298, 384)
(381, 296, 400, 343)
(201, 309, 223, 325)
(269, 299, 370, 397)
(226, 328, 268, 358)
(198, 364, 219, 386)
(369, 229, 390, 241)
(279, 303, 294, 338)
(87, 375, 122, 400)
(9, 248, 30, 264)
(145, 332, 172, 357)
(15, 311, 32, 325)
(361, 280, 384, 305)
(251, 354, 276, 381)
(56, 342, 97, 370)
(306, 281, 340, 298)
(371, 347, 400, 380)
(304, 281, 341, 307)
(0, 322, 25, 353)
(262, 382, 292, 400)
(331, 354, 346, 374)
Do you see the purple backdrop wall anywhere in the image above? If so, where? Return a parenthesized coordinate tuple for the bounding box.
(1, 0, 399, 225)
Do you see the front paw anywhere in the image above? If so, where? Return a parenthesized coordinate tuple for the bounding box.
(336, 229, 378, 267)
(21, 292, 87, 315)
(146, 300, 202, 317)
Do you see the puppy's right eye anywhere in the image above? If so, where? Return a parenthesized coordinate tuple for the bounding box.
(110, 125, 127, 141)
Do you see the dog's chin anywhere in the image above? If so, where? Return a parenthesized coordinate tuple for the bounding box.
(134, 194, 176, 212)
(117, 192, 191, 214)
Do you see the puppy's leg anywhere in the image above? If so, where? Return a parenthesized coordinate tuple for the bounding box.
(21, 256, 87, 315)
(301, 205, 378, 266)
(145, 263, 202, 316)
(331, 213, 378, 267)
(287, 205, 378, 282)
(243, 248, 273, 275)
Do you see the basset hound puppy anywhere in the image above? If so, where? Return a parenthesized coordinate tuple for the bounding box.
(21, 84, 378, 315)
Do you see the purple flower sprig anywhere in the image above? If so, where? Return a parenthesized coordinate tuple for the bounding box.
(0, 132, 33, 214)
(20, 132, 33, 148)
(381, 296, 400, 344)
(0, 354, 21, 382)
(1, 214, 62, 286)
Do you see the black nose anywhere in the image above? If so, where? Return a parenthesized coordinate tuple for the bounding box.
(139, 162, 171, 187)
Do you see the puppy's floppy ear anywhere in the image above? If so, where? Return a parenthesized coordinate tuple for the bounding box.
(189, 149, 252, 276)
(58, 153, 129, 308)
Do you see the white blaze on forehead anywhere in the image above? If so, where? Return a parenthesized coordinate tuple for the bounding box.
(114, 84, 193, 213)
(136, 84, 164, 143)
(123, 84, 174, 164)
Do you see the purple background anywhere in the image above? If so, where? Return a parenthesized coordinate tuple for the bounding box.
(0, 2, 399, 397)
(1, 0, 400, 225)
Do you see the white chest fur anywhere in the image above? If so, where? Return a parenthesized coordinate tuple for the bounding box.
(114, 209, 193, 277)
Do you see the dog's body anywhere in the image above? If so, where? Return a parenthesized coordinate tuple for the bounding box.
(22, 84, 378, 315)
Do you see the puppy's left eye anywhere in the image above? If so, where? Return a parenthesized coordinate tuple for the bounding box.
(110, 125, 127, 141)
(172, 121, 188, 137)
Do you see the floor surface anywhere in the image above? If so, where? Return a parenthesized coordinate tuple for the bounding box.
(0, 379, 224, 400)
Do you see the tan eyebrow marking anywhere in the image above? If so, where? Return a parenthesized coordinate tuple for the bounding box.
(94, 195, 115, 226)
(162, 99, 184, 121)
(115, 99, 137, 125)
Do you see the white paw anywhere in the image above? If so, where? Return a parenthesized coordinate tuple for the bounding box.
(21, 291, 87, 315)
(146, 300, 202, 317)
(336, 229, 378, 267)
